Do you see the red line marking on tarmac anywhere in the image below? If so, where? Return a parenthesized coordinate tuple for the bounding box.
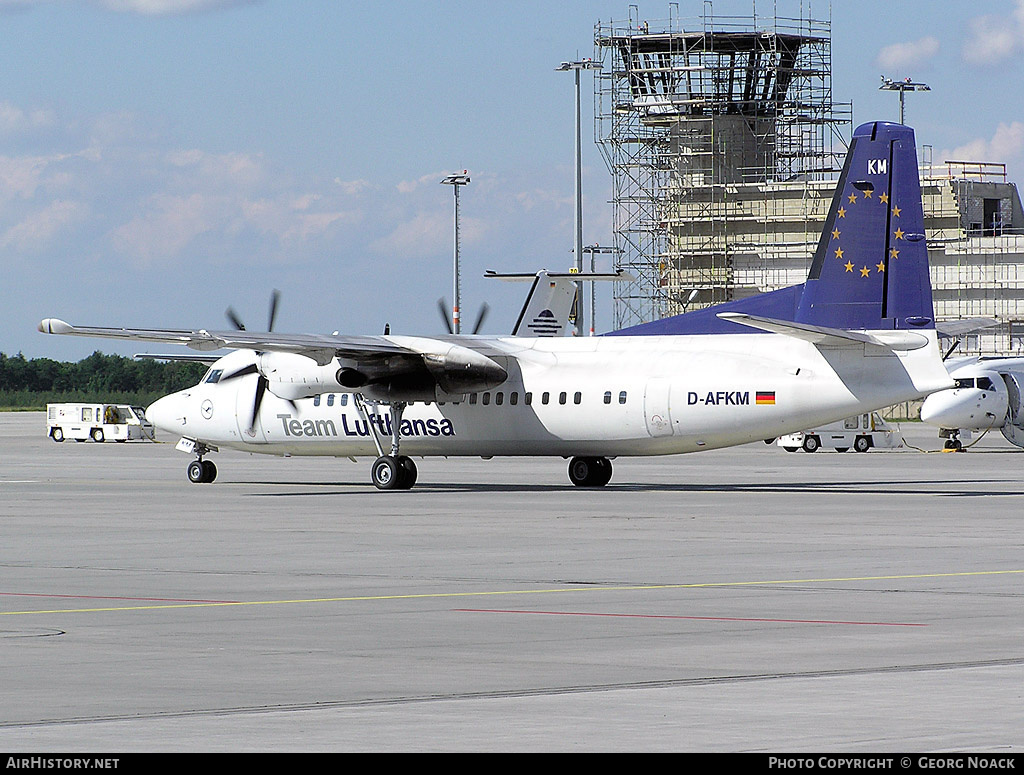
(453, 609, 927, 627)
(0, 592, 241, 604)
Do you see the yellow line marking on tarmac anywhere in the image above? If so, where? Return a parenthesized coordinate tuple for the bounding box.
(3, 569, 1023, 616)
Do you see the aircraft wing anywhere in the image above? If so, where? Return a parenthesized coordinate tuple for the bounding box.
(39, 318, 412, 366)
(39, 317, 509, 398)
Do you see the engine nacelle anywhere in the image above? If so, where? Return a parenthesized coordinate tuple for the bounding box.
(419, 345, 508, 395)
(257, 352, 346, 401)
(255, 341, 507, 403)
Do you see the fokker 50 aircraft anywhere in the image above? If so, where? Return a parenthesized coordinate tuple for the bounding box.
(39, 121, 953, 490)
(920, 357, 1024, 449)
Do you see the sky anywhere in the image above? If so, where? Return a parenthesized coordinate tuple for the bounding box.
(4, 0, 1024, 360)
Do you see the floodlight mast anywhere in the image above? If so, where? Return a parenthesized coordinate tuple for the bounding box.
(879, 76, 930, 125)
(441, 172, 471, 334)
(557, 59, 602, 336)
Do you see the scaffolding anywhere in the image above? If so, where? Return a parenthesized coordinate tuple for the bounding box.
(595, 4, 851, 327)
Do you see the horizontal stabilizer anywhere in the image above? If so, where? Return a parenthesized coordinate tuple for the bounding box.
(935, 318, 999, 339)
(717, 312, 929, 350)
(490, 269, 634, 337)
(135, 353, 222, 364)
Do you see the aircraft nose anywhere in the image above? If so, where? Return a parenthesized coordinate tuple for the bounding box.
(920, 390, 973, 428)
(146, 393, 188, 433)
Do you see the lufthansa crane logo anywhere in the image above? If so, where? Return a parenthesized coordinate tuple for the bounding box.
(201, 399, 214, 419)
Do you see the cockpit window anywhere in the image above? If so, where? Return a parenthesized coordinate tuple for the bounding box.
(977, 377, 995, 391)
(205, 369, 224, 384)
(954, 377, 974, 389)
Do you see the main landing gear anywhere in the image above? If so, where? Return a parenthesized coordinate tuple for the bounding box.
(356, 396, 418, 490)
(370, 454, 417, 490)
(567, 456, 613, 487)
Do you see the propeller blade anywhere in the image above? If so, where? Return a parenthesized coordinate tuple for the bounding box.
(226, 307, 246, 331)
(220, 363, 259, 381)
(267, 289, 280, 332)
(248, 374, 268, 434)
(437, 298, 454, 335)
(471, 303, 490, 335)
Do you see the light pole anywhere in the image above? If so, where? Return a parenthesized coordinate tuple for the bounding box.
(879, 76, 930, 125)
(441, 171, 470, 334)
(557, 59, 602, 336)
(582, 244, 620, 336)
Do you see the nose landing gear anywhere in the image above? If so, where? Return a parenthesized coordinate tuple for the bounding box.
(186, 441, 217, 483)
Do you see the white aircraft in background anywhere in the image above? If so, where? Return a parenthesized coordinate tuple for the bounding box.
(39, 121, 953, 489)
(920, 357, 1024, 449)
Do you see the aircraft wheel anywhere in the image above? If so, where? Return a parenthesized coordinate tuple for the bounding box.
(591, 457, 613, 486)
(91, 428, 105, 443)
(854, 436, 871, 453)
(835, 447, 849, 453)
(187, 460, 205, 483)
(801, 435, 820, 453)
(371, 455, 404, 490)
(944, 439, 962, 451)
(202, 460, 217, 483)
(396, 456, 417, 489)
(568, 456, 612, 487)
(51, 427, 64, 442)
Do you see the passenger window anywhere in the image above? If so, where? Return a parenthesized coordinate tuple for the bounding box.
(510, 392, 518, 406)
(469, 393, 478, 405)
(482, 393, 491, 406)
(619, 391, 627, 405)
(313, 395, 321, 407)
(559, 392, 567, 405)
(542, 392, 550, 405)
(340, 393, 349, 406)
(574, 391, 582, 405)
(525, 392, 533, 406)
(495, 392, 504, 406)
(604, 391, 612, 405)
(327, 394, 335, 407)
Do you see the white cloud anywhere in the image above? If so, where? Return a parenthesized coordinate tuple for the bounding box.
(334, 177, 372, 196)
(0, 153, 71, 202)
(0, 101, 54, 133)
(165, 149, 265, 188)
(876, 37, 940, 71)
(370, 212, 485, 258)
(110, 193, 224, 260)
(963, 1, 1024, 65)
(98, 0, 256, 14)
(396, 171, 454, 194)
(1, 199, 87, 252)
(940, 122, 1024, 164)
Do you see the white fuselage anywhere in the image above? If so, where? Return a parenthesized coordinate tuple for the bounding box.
(147, 331, 952, 459)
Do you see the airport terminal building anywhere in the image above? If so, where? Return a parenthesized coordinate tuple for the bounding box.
(595, 8, 1024, 356)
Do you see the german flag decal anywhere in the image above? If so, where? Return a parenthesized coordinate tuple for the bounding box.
(756, 391, 776, 405)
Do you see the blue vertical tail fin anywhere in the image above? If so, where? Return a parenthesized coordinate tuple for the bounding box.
(796, 121, 933, 331)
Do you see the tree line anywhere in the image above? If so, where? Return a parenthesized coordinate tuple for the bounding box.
(0, 351, 208, 409)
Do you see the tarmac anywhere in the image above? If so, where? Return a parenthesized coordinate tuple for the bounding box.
(0, 411, 1022, 752)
